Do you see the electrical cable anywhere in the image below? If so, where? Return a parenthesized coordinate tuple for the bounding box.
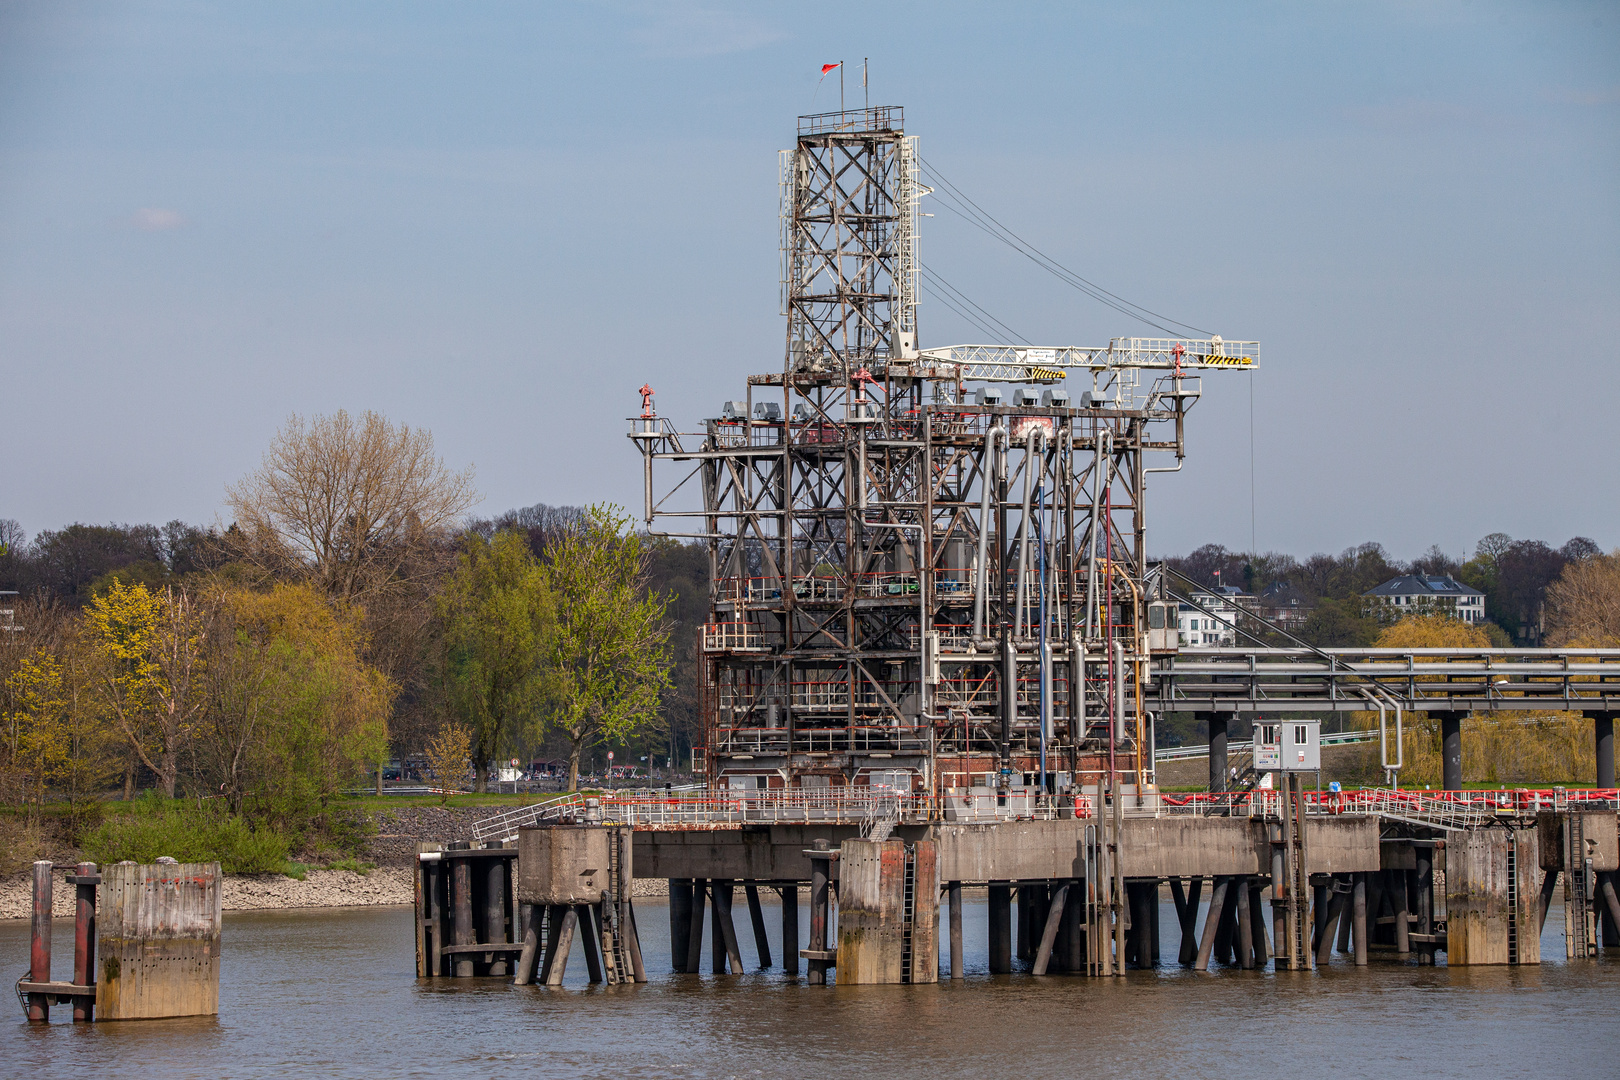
(919, 280, 1006, 343)
(921, 156, 1213, 338)
(919, 263, 1031, 345)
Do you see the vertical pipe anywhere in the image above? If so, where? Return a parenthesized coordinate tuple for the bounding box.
(745, 884, 772, 968)
(1214, 878, 1240, 966)
(1248, 882, 1270, 967)
(1016, 884, 1032, 962)
(1207, 713, 1228, 794)
(687, 878, 708, 974)
(670, 879, 693, 972)
(485, 853, 508, 977)
(1015, 430, 1037, 639)
(1335, 877, 1354, 954)
(988, 882, 1013, 973)
(1595, 712, 1615, 790)
(429, 858, 446, 978)
(1352, 873, 1368, 966)
(72, 862, 97, 1022)
(1441, 713, 1463, 792)
(781, 884, 800, 976)
(809, 854, 830, 985)
(1416, 850, 1434, 965)
(1270, 846, 1286, 968)
(29, 860, 51, 1022)
(948, 881, 964, 980)
(1393, 869, 1412, 954)
(1236, 876, 1255, 969)
(974, 427, 1005, 641)
(578, 904, 605, 983)
(451, 849, 474, 977)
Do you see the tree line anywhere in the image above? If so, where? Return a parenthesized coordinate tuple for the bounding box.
(1161, 534, 1614, 647)
(1, 411, 694, 831)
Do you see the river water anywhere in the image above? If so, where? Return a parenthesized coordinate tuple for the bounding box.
(4, 896, 1617, 1079)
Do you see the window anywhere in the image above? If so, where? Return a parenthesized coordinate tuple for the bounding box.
(1294, 724, 1309, 745)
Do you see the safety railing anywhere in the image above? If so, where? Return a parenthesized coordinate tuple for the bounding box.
(474, 785, 1620, 838)
(1153, 787, 1620, 825)
(702, 622, 766, 651)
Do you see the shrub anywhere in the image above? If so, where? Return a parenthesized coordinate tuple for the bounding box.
(84, 799, 292, 874)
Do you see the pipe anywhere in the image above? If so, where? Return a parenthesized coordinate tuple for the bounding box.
(1014, 427, 1045, 639)
(973, 425, 1007, 642)
(1084, 430, 1111, 639)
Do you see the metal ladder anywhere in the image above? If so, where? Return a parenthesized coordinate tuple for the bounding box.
(1506, 840, 1519, 965)
(602, 829, 634, 984)
(1566, 815, 1598, 959)
(899, 844, 917, 983)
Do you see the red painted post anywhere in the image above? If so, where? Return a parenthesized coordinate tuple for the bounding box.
(73, 861, 99, 1022)
(29, 860, 51, 1023)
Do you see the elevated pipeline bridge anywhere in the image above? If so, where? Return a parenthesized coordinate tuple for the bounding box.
(1147, 647, 1620, 714)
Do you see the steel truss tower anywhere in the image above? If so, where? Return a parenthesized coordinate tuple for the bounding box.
(631, 106, 1257, 807)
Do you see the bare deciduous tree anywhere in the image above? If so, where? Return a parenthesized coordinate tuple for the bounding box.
(1546, 551, 1620, 646)
(226, 410, 477, 603)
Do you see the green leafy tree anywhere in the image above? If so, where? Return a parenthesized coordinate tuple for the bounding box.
(438, 530, 552, 792)
(540, 505, 673, 791)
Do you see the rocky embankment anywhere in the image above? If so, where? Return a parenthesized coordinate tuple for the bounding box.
(2, 801, 665, 919)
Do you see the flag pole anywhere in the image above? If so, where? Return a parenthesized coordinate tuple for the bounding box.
(864, 57, 868, 110)
(840, 60, 844, 113)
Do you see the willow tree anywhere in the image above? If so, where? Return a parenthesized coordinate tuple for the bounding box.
(82, 580, 207, 799)
(438, 530, 552, 792)
(540, 506, 673, 792)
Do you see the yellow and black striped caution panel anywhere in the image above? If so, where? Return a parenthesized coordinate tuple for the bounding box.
(1195, 354, 1254, 367)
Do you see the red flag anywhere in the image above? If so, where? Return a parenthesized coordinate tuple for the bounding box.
(820, 63, 840, 75)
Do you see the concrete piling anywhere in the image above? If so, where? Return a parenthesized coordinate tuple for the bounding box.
(745, 884, 772, 968)
(948, 881, 964, 979)
(780, 884, 800, 975)
(670, 879, 693, 972)
(988, 882, 1013, 973)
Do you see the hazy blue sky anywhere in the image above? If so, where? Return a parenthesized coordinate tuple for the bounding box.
(2, 1, 1616, 560)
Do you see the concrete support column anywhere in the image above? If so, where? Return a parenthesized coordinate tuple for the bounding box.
(669, 880, 693, 972)
(1440, 712, 1463, 792)
(1595, 712, 1615, 790)
(1206, 713, 1227, 792)
(988, 882, 1012, 974)
(948, 882, 964, 979)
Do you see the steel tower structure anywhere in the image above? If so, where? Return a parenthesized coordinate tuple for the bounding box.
(630, 106, 1257, 807)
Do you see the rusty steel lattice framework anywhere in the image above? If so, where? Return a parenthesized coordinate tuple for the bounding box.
(630, 106, 1257, 804)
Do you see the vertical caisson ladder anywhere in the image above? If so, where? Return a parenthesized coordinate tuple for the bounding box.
(1083, 823, 1108, 976)
(1565, 815, 1597, 959)
(1281, 773, 1310, 969)
(899, 844, 918, 983)
(1506, 840, 1519, 965)
(600, 828, 633, 984)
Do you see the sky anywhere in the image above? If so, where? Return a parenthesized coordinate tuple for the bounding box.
(1, 1, 1616, 562)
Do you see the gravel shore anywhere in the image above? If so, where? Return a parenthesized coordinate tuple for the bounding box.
(1, 802, 668, 920)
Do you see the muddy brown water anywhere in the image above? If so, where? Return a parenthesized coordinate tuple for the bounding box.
(4, 897, 1617, 1078)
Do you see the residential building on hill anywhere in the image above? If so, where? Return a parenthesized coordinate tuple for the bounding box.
(1363, 574, 1486, 625)
(1178, 586, 1248, 646)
